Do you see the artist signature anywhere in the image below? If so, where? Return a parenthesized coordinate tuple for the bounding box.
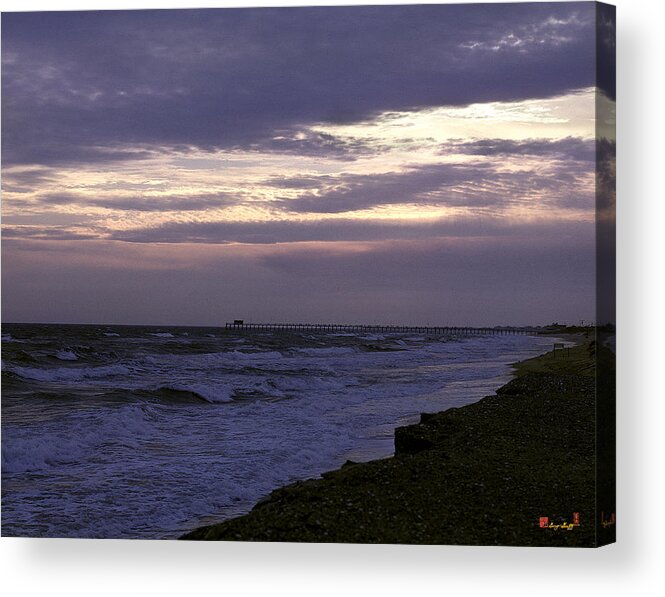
(539, 512, 580, 530)
(601, 512, 616, 528)
(539, 511, 616, 530)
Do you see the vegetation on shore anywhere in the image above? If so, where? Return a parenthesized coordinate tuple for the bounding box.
(181, 338, 615, 546)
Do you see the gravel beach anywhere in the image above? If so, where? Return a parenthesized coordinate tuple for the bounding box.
(181, 339, 615, 546)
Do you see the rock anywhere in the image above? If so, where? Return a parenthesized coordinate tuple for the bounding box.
(420, 412, 438, 424)
(394, 424, 436, 454)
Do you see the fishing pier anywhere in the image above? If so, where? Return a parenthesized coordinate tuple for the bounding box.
(225, 321, 536, 336)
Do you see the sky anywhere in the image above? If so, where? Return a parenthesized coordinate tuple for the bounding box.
(1, 2, 615, 326)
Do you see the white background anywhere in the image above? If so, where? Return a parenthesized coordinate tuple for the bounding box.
(1, 1, 662, 595)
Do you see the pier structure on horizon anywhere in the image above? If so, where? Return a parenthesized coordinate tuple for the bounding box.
(225, 321, 538, 336)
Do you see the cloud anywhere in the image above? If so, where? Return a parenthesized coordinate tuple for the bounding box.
(275, 159, 593, 214)
(596, 3, 616, 101)
(1, 167, 58, 193)
(252, 234, 596, 325)
(1, 225, 99, 241)
(107, 216, 594, 246)
(264, 174, 335, 190)
(596, 138, 616, 217)
(458, 13, 588, 54)
(278, 164, 493, 213)
(440, 137, 594, 161)
(2, 3, 596, 167)
(2, 231, 595, 326)
(34, 191, 241, 212)
(249, 130, 387, 161)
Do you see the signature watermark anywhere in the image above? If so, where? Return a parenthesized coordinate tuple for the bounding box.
(539, 511, 616, 530)
(600, 512, 616, 528)
(539, 512, 580, 531)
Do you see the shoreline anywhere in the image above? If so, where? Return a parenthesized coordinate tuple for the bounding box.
(180, 335, 614, 546)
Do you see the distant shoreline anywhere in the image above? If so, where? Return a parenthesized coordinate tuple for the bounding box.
(181, 334, 614, 546)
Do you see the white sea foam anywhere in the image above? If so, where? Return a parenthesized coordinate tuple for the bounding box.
(2, 404, 154, 474)
(2, 432, 86, 473)
(55, 350, 78, 361)
(149, 332, 175, 338)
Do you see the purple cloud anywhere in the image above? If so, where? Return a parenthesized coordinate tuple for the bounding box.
(2, 3, 596, 167)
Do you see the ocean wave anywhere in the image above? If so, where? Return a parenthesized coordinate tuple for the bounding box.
(55, 350, 79, 361)
(293, 346, 359, 357)
(1, 328, 555, 538)
(2, 404, 154, 473)
(158, 377, 293, 403)
(6, 363, 131, 383)
(124, 386, 228, 404)
(159, 382, 235, 404)
(2, 433, 88, 473)
(227, 350, 283, 360)
(2, 350, 39, 365)
(142, 349, 284, 368)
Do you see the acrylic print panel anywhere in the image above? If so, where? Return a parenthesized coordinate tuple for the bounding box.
(1, 2, 615, 546)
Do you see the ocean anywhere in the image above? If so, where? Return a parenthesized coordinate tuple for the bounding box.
(1, 323, 564, 539)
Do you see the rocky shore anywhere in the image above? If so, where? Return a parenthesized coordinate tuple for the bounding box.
(181, 339, 615, 546)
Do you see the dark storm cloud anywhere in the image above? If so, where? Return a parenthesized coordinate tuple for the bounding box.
(2, 3, 596, 167)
